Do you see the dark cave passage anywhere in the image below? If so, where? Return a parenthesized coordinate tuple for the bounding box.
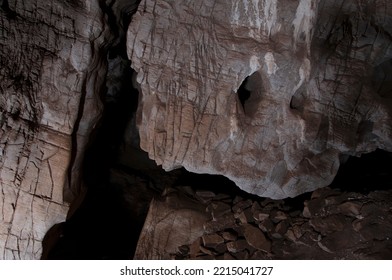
(331, 149, 392, 193)
(41, 1, 392, 260)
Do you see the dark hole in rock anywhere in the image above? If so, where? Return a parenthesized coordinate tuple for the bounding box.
(290, 84, 306, 112)
(236, 71, 263, 117)
(237, 76, 251, 111)
(1, 0, 16, 18)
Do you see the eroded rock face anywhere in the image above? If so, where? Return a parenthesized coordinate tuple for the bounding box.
(134, 187, 210, 259)
(0, 0, 105, 259)
(127, 0, 392, 198)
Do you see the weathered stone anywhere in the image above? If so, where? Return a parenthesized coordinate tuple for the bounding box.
(270, 210, 288, 223)
(224, 252, 236, 260)
(243, 224, 271, 252)
(0, 0, 107, 259)
(274, 221, 289, 238)
(134, 189, 210, 259)
(354, 218, 392, 241)
(222, 230, 238, 241)
(285, 229, 297, 242)
(234, 208, 254, 224)
(232, 199, 253, 213)
(127, 0, 392, 199)
(226, 239, 249, 254)
(253, 211, 270, 222)
(260, 198, 283, 208)
(136, 187, 392, 259)
(195, 191, 216, 203)
(321, 227, 360, 252)
(234, 211, 248, 224)
(292, 225, 304, 240)
(250, 250, 269, 260)
(214, 242, 229, 255)
(199, 246, 215, 256)
(202, 234, 224, 248)
(234, 250, 250, 260)
(258, 218, 275, 233)
(302, 204, 312, 218)
(189, 237, 202, 258)
(204, 214, 236, 233)
(303, 199, 327, 218)
(178, 245, 190, 256)
(207, 201, 232, 220)
(251, 201, 262, 213)
(309, 215, 346, 235)
(338, 202, 362, 217)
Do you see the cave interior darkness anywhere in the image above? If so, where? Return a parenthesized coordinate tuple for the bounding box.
(41, 1, 392, 260)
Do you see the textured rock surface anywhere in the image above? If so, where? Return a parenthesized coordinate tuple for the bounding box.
(136, 186, 392, 259)
(134, 187, 210, 259)
(127, 0, 392, 198)
(0, 0, 106, 259)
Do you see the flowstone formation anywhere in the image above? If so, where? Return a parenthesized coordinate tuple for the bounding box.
(127, 0, 392, 199)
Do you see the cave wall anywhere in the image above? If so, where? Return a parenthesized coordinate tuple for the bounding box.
(0, 0, 106, 259)
(127, 0, 392, 199)
(1, 0, 392, 260)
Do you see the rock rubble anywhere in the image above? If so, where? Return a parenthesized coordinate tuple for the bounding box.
(136, 186, 392, 259)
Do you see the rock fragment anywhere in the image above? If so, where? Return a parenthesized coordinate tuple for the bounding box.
(243, 224, 271, 252)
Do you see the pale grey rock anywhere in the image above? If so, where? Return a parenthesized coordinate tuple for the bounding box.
(127, 0, 392, 199)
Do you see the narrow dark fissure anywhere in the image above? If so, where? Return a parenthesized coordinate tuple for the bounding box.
(237, 76, 251, 111)
(42, 0, 147, 260)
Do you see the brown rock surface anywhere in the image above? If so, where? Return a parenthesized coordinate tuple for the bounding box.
(134, 188, 210, 259)
(127, 0, 392, 199)
(243, 224, 271, 252)
(0, 0, 106, 259)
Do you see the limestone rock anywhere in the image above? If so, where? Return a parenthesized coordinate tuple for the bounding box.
(0, 0, 106, 259)
(127, 0, 392, 199)
(134, 189, 210, 259)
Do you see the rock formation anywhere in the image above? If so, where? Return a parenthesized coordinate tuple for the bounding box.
(0, 0, 106, 259)
(127, 0, 392, 199)
(1, 0, 392, 260)
(135, 185, 392, 259)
